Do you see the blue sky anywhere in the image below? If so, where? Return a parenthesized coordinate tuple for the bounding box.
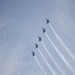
(0, 0, 75, 75)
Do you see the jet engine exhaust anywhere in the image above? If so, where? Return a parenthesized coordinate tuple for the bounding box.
(45, 32, 75, 74)
(38, 48, 57, 75)
(34, 56, 47, 75)
(48, 23, 75, 62)
(41, 41, 66, 75)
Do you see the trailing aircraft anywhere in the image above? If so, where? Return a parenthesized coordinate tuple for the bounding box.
(35, 43, 38, 48)
(32, 51, 35, 56)
(42, 28, 46, 33)
(38, 36, 42, 42)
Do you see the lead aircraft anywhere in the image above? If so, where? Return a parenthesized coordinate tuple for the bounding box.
(46, 19, 49, 24)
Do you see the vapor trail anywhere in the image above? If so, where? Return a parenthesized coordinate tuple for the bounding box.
(45, 32, 75, 74)
(38, 48, 57, 75)
(34, 56, 47, 75)
(49, 23, 75, 62)
(41, 41, 66, 75)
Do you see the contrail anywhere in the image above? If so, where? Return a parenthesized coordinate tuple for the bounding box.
(48, 23, 75, 62)
(34, 56, 47, 75)
(41, 41, 66, 75)
(38, 48, 57, 75)
(45, 32, 75, 74)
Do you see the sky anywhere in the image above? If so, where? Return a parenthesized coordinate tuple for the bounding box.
(0, 0, 75, 75)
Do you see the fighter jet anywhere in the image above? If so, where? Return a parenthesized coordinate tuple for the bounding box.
(38, 36, 42, 42)
(32, 51, 35, 56)
(46, 19, 49, 24)
(42, 28, 46, 33)
(35, 43, 38, 48)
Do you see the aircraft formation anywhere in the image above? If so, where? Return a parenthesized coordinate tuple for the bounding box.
(32, 19, 49, 56)
(31, 18, 75, 75)
(31, 17, 75, 75)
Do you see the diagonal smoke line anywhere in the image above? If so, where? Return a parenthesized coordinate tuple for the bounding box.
(41, 41, 66, 75)
(45, 32, 75, 74)
(38, 48, 57, 75)
(49, 23, 75, 62)
(34, 56, 47, 75)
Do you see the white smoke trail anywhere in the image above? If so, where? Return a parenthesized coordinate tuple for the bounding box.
(34, 56, 47, 75)
(38, 48, 57, 75)
(49, 23, 75, 62)
(45, 32, 75, 74)
(41, 41, 66, 75)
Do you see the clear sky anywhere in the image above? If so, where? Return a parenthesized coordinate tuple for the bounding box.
(0, 0, 75, 75)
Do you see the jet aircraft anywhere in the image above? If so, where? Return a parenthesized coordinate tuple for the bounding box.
(32, 51, 35, 56)
(35, 43, 38, 48)
(42, 28, 46, 33)
(46, 19, 49, 24)
(38, 36, 42, 42)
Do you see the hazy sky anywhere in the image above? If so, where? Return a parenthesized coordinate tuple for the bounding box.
(0, 0, 75, 75)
